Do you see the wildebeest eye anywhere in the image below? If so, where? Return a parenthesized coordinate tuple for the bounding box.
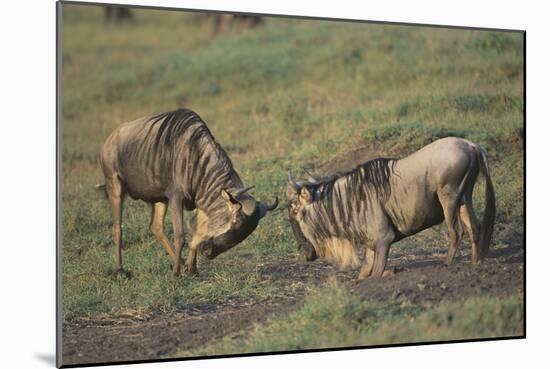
(232, 214, 246, 227)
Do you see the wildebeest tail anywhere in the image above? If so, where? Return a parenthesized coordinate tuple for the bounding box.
(476, 146, 496, 259)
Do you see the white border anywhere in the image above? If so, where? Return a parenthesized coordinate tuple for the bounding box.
(2, 1, 547, 368)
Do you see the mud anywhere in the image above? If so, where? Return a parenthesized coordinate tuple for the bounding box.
(62, 242, 523, 366)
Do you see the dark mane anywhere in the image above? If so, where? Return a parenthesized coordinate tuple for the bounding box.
(148, 108, 234, 168)
(357, 158, 397, 197)
(306, 158, 397, 200)
(296, 158, 397, 241)
(149, 108, 206, 150)
(302, 158, 397, 241)
(144, 109, 240, 205)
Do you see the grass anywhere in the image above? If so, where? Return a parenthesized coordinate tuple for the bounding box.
(61, 1, 524, 346)
(180, 279, 524, 356)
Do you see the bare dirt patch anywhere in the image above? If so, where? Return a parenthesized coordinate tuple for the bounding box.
(352, 244, 524, 305)
(62, 243, 523, 366)
(61, 258, 351, 366)
(62, 301, 296, 366)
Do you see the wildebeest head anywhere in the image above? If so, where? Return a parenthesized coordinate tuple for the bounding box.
(200, 186, 278, 259)
(286, 171, 318, 262)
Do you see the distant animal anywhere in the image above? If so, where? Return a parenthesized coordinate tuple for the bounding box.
(98, 109, 278, 278)
(104, 6, 133, 22)
(233, 14, 263, 27)
(287, 137, 495, 279)
(211, 14, 263, 33)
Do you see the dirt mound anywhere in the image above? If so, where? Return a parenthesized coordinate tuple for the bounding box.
(312, 141, 410, 177)
(352, 253, 523, 305)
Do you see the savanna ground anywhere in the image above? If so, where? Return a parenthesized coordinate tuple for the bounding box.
(60, 4, 524, 366)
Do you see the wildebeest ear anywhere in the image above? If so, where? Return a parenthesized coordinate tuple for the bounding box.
(299, 187, 312, 203)
(221, 189, 240, 206)
(286, 183, 299, 199)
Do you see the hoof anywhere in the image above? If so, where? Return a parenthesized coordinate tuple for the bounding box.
(184, 264, 199, 276)
(471, 256, 485, 265)
(168, 259, 186, 270)
(171, 268, 182, 282)
(108, 268, 132, 279)
(357, 270, 372, 280)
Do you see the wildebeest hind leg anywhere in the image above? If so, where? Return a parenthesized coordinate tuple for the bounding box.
(439, 193, 463, 266)
(149, 201, 179, 264)
(459, 200, 481, 263)
(106, 175, 126, 274)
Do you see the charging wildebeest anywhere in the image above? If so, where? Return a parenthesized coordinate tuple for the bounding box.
(98, 108, 278, 278)
(287, 137, 495, 279)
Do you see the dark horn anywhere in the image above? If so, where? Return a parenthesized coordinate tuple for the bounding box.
(258, 196, 279, 218)
(287, 170, 300, 190)
(265, 196, 279, 211)
(303, 167, 318, 183)
(233, 185, 255, 198)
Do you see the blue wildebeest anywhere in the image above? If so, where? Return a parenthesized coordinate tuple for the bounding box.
(104, 6, 133, 22)
(287, 137, 495, 279)
(98, 108, 278, 278)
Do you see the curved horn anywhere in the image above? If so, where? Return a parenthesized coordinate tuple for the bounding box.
(303, 167, 318, 183)
(233, 185, 255, 198)
(265, 196, 279, 211)
(287, 170, 300, 190)
(258, 196, 279, 218)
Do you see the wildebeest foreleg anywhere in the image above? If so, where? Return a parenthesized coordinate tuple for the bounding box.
(370, 232, 394, 278)
(169, 197, 186, 278)
(185, 237, 204, 275)
(358, 247, 376, 279)
(185, 210, 210, 274)
(149, 202, 177, 263)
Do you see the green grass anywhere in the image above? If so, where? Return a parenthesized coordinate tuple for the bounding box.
(61, 1, 524, 333)
(180, 279, 524, 356)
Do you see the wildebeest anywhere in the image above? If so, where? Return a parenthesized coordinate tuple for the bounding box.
(189, 13, 263, 33)
(104, 6, 133, 22)
(98, 108, 278, 278)
(287, 137, 495, 279)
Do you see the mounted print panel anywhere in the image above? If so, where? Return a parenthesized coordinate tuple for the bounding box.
(57, 1, 525, 367)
